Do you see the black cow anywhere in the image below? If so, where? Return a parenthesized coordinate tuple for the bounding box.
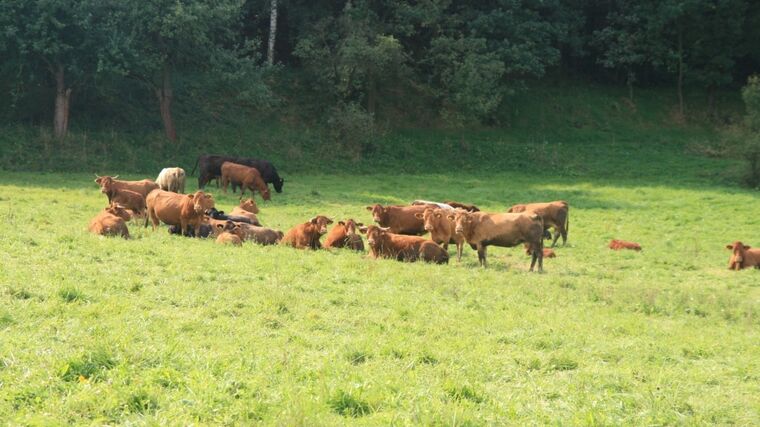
(205, 208, 259, 226)
(168, 224, 213, 238)
(191, 155, 285, 193)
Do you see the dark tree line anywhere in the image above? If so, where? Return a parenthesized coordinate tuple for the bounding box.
(1, 0, 758, 139)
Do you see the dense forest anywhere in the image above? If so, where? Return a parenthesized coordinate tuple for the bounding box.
(1, 0, 759, 141)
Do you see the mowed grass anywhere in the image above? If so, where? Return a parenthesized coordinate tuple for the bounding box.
(0, 164, 759, 425)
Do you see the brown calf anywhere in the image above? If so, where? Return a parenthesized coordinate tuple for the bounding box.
(608, 239, 642, 251)
(105, 188, 146, 218)
(238, 223, 283, 245)
(215, 221, 245, 246)
(726, 241, 760, 270)
(508, 201, 569, 247)
(96, 175, 159, 201)
(359, 225, 449, 264)
(146, 190, 215, 237)
(449, 210, 544, 271)
(415, 207, 465, 261)
(280, 216, 333, 249)
(365, 204, 427, 235)
(88, 203, 131, 239)
(220, 162, 271, 200)
(324, 219, 365, 251)
(230, 198, 260, 224)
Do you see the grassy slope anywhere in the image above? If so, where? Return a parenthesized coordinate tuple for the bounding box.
(1, 84, 758, 424)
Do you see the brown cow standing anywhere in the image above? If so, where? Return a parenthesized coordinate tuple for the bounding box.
(508, 201, 569, 247)
(608, 239, 642, 251)
(88, 203, 131, 239)
(95, 175, 159, 201)
(726, 241, 760, 270)
(145, 190, 215, 237)
(359, 225, 449, 264)
(230, 198, 260, 225)
(102, 188, 146, 218)
(415, 207, 465, 261)
(220, 162, 271, 200)
(365, 204, 427, 235)
(324, 219, 364, 251)
(449, 210, 544, 271)
(280, 216, 333, 249)
(215, 221, 245, 246)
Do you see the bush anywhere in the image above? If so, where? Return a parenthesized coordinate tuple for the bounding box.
(740, 76, 760, 188)
(326, 103, 381, 160)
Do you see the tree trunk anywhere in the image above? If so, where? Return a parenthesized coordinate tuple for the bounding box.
(677, 26, 684, 118)
(155, 63, 177, 142)
(707, 85, 716, 119)
(267, 0, 278, 66)
(53, 64, 72, 139)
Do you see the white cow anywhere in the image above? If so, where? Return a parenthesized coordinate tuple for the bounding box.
(156, 167, 186, 193)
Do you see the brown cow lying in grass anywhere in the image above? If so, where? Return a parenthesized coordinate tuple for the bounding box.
(228, 198, 260, 225)
(238, 223, 283, 245)
(280, 216, 333, 249)
(508, 201, 569, 247)
(726, 241, 760, 270)
(215, 221, 245, 246)
(88, 203, 131, 239)
(415, 207, 464, 261)
(444, 201, 480, 212)
(220, 162, 271, 200)
(324, 219, 364, 251)
(608, 239, 642, 251)
(366, 204, 427, 235)
(526, 248, 556, 258)
(449, 210, 544, 271)
(146, 190, 215, 237)
(359, 225, 449, 264)
(95, 175, 159, 200)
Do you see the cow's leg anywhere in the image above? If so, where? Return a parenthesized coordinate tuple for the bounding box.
(551, 227, 561, 247)
(456, 241, 463, 262)
(477, 244, 487, 267)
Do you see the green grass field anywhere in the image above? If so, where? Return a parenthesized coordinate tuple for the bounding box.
(1, 138, 759, 425)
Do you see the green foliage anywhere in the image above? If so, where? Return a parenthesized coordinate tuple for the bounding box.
(742, 75, 760, 132)
(326, 102, 381, 160)
(740, 76, 760, 188)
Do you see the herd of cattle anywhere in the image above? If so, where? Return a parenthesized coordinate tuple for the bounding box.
(87, 155, 760, 272)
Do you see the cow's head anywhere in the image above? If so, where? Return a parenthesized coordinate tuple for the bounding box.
(94, 174, 118, 186)
(448, 210, 474, 236)
(507, 204, 526, 213)
(260, 186, 272, 201)
(97, 176, 118, 194)
(106, 202, 131, 221)
(189, 191, 214, 214)
(239, 198, 259, 214)
(216, 220, 244, 239)
(340, 218, 363, 236)
(358, 225, 389, 246)
(274, 177, 285, 193)
(309, 215, 333, 234)
(726, 241, 750, 266)
(415, 208, 446, 232)
(365, 204, 387, 223)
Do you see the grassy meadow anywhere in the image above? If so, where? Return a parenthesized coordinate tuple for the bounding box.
(1, 135, 759, 425)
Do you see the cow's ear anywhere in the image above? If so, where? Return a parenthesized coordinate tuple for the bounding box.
(726, 244, 734, 250)
(447, 214, 455, 221)
(216, 224, 224, 230)
(365, 206, 373, 211)
(435, 213, 442, 218)
(310, 217, 318, 224)
(744, 245, 751, 250)
(187, 194, 194, 199)
(338, 221, 345, 226)
(356, 222, 363, 227)
(359, 226, 368, 234)
(326, 217, 333, 224)
(380, 227, 390, 232)
(414, 213, 423, 219)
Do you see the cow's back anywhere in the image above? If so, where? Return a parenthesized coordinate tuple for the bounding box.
(472, 212, 541, 246)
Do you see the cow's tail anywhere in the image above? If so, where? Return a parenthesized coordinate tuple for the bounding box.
(565, 209, 569, 235)
(190, 156, 199, 176)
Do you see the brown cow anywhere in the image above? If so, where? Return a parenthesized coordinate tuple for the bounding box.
(230, 198, 260, 224)
(507, 201, 569, 247)
(145, 190, 215, 237)
(104, 188, 146, 218)
(415, 207, 465, 261)
(444, 201, 480, 212)
(365, 204, 427, 235)
(88, 203, 131, 239)
(215, 221, 245, 246)
(220, 162, 271, 200)
(359, 225, 448, 264)
(95, 175, 159, 201)
(280, 216, 333, 249)
(526, 248, 556, 258)
(238, 223, 283, 245)
(608, 239, 642, 251)
(324, 219, 364, 251)
(449, 210, 544, 271)
(726, 241, 760, 270)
